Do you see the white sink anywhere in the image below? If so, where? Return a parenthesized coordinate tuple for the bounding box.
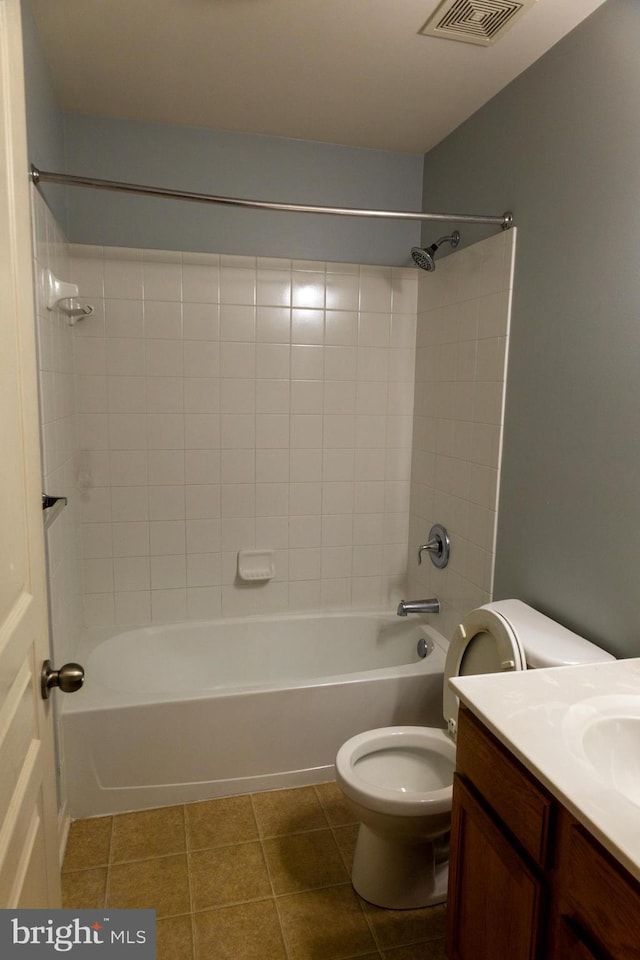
(564, 695, 640, 807)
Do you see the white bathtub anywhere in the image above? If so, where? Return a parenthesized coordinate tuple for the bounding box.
(62, 611, 448, 817)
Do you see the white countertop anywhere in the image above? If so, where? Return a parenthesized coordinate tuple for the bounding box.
(450, 657, 640, 883)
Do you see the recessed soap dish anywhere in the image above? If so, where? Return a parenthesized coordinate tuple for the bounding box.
(237, 549, 275, 582)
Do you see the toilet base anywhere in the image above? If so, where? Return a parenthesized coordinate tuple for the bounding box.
(351, 823, 449, 909)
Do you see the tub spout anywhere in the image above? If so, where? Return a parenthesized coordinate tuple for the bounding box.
(397, 598, 440, 617)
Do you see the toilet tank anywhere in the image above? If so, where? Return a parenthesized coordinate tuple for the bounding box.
(483, 599, 615, 669)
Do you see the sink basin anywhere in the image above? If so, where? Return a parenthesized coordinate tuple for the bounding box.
(563, 695, 640, 807)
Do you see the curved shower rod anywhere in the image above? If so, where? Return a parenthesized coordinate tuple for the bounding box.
(30, 166, 513, 229)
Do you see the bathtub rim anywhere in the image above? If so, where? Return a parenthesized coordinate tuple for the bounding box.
(64, 609, 449, 714)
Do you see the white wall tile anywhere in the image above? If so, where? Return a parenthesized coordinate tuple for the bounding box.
(105, 300, 144, 338)
(182, 263, 219, 305)
(183, 302, 219, 339)
(220, 267, 256, 305)
(110, 450, 148, 486)
(145, 339, 183, 377)
(292, 309, 324, 344)
(150, 555, 186, 590)
(256, 306, 290, 342)
(257, 269, 291, 308)
(104, 258, 143, 300)
(112, 521, 150, 557)
(114, 557, 150, 592)
(186, 484, 220, 520)
(115, 590, 151, 625)
(150, 520, 186, 556)
(147, 377, 184, 413)
(108, 376, 146, 413)
(143, 259, 182, 302)
(145, 301, 183, 338)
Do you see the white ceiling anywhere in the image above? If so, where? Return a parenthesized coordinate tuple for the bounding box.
(27, 0, 608, 155)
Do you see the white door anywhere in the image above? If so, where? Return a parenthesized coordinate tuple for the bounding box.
(0, 0, 61, 908)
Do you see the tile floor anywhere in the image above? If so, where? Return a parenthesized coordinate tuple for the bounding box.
(62, 782, 447, 960)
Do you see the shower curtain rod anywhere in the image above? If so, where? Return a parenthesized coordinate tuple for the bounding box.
(30, 166, 513, 229)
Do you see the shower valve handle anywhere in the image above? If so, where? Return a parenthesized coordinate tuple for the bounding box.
(41, 660, 85, 700)
(417, 524, 450, 569)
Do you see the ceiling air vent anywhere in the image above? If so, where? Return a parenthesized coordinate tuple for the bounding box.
(420, 0, 537, 47)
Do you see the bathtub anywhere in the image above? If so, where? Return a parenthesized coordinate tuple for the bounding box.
(62, 611, 448, 817)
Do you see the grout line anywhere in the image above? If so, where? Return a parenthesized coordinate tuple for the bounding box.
(103, 815, 115, 910)
(180, 804, 198, 960)
(248, 792, 292, 960)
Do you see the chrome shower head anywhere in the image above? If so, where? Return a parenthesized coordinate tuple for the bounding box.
(411, 230, 460, 271)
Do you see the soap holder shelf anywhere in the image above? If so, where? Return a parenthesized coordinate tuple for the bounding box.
(238, 549, 275, 582)
(44, 269, 94, 323)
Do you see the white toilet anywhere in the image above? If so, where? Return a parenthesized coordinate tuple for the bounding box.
(335, 599, 614, 910)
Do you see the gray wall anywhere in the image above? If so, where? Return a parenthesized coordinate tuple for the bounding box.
(421, 0, 640, 657)
(20, 0, 66, 225)
(20, 3, 423, 266)
(57, 114, 423, 266)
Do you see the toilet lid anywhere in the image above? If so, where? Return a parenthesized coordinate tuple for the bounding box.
(442, 606, 526, 737)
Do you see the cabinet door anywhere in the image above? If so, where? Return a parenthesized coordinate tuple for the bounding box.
(552, 916, 606, 960)
(446, 775, 544, 960)
(548, 811, 640, 960)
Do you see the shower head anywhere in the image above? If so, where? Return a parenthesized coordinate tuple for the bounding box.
(411, 230, 461, 271)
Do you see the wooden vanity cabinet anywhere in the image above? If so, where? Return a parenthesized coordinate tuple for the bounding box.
(547, 808, 640, 960)
(446, 705, 640, 960)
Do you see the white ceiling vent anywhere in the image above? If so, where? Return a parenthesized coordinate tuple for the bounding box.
(420, 0, 537, 47)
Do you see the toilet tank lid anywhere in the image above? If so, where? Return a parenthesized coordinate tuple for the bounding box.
(482, 600, 615, 668)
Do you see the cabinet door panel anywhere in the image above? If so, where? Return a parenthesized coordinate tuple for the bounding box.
(553, 916, 606, 960)
(446, 774, 544, 960)
(456, 707, 552, 867)
(554, 812, 640, 960)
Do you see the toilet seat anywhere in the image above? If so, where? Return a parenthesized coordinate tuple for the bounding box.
(443, 606, 526, 739)
(335, 726, 455, 818)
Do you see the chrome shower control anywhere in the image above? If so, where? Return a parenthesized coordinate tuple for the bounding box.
(417, 524, 450, 569)
(41, 660, 85, 700)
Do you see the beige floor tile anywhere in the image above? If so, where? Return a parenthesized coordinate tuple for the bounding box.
(252, 786, 328, 837)
(189, 842, 272, 911)
(277, 883, 377, 960)
(108, 854, 190, 918)
(383, 941, 447, 960)
(61, 867, 108, 909)
(263, 829, 349, 895)
(315, 782, 359, 827)
(156, 914, 194, 960)
(194, 899, 287, 960)
(362, 902, 446, 950)
(186, 794, 258, 849)
(111, 805, 186, 862)
(63, 816, 113, 872)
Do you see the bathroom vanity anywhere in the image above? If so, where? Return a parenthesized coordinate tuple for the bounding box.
(445, 660, 640, 960)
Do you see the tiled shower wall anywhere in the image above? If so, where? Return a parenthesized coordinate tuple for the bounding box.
(69, 245, 419, 625)
(407, 230, 516, 640)
(32, 183, 513, 645)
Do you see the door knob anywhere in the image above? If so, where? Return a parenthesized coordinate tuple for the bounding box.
(41, 660, 84, 700)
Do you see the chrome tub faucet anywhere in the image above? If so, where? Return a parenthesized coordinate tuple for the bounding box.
(396, 598, 440, 616)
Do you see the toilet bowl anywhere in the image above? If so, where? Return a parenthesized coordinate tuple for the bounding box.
(335, 599, 615, 909)
(336, 726, 455, 909)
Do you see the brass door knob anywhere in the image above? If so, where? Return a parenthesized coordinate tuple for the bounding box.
(41, 660, 84, 700)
